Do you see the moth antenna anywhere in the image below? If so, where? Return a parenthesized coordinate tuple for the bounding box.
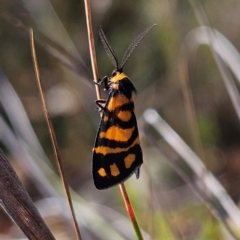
(99, 27, 119, 69)
(120, 24, 157, 70)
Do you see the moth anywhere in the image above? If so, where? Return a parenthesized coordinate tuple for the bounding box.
(93, 25, 156, 189)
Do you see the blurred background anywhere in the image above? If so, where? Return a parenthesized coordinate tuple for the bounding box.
(1, 0, 240, 239)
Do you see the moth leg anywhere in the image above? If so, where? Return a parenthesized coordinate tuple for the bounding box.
(135, 167, 140, 179)
(94, 76, 110, 91)
(95, 99, 106, 111)
(94, 80, 101, 86)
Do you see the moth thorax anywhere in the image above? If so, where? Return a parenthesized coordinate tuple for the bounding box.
(111, 71, 128, 83)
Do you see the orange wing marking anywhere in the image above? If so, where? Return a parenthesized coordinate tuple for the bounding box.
(98, 168, 107, 177)
(117, 110, 132, 122)
(124, 154, 136, 169)
(107, 95, 129, 111)
(100, 126, 135, 142)
(110, 163, 120, 176)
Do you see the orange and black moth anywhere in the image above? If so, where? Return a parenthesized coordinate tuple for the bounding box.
(93, 25, 156, 189)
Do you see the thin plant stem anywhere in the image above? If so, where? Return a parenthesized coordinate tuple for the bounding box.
(30, 29, 82, 240)
(83, 1, 144, 239)
(119, 184, 144, 240)
(84, 0, 101, 99)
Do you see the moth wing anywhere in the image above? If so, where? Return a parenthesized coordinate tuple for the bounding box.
(92, 93, 143, 189)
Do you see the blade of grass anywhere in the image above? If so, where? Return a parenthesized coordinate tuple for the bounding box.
(0, 149, 55, 240)
(30, 29, 82, 240)
(83, 1, 143, 239)
(178, 43, 205, 163)
(22, 0, 84, 62)
(188, 0, 240, 122)
(1, 12, 92, 88)
(0, 69, 62, 198)
(180, 25, 240, 122)
(143, 108, 240, 239)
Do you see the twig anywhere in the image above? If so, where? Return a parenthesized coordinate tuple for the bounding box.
(30, 29, 82, 240)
